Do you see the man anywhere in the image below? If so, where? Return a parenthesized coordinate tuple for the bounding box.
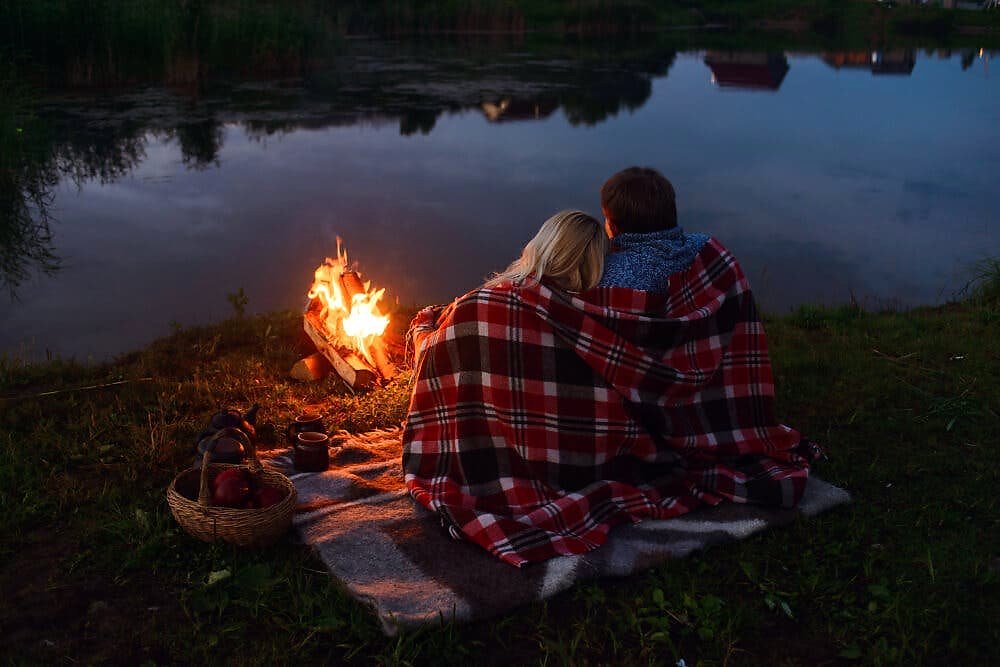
(598, 166, 710, 293)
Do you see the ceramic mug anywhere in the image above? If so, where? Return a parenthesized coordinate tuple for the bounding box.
(286, 412, 324, 443)
(294, 431, 330, 472)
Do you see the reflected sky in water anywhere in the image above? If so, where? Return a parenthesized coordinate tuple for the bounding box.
(1, 50, 997, 361)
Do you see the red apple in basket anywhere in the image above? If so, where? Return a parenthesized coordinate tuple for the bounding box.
(213, 467, 248, 492)
(254, 485, 285, 509)
(213, 474, 251, 508)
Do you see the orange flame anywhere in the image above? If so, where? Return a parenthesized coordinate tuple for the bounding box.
(307, 239, 390, 368)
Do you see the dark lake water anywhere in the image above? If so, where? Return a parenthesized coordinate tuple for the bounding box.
(2, 44, 997, 362)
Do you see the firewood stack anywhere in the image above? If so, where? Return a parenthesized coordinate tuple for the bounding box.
(294, 270, 398, 390)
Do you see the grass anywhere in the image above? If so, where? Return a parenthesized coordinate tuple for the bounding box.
(1, 274, 998, 664)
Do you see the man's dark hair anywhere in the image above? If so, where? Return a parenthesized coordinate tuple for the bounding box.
(600, 167, 677, 233)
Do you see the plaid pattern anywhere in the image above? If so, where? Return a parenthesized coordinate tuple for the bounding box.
(403, 239, 820, 567)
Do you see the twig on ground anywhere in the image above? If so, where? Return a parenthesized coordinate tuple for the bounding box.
(872, 348, 917, 362)
(872, 349, 943, 376)
(0, 377, 154, 402)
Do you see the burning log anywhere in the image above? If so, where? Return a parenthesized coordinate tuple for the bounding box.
(340, 271, 397, 380)
(299, 243, 396, 390)
(289, 352, 332, 382)
(303, 306, 362, 389)
(301, 308, 379, 390)
(343, 352, 378, 390)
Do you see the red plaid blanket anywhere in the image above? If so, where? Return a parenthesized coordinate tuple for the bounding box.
(403, 238, 820, 567)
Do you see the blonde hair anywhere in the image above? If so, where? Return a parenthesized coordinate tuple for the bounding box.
(486, 210, 608, 292)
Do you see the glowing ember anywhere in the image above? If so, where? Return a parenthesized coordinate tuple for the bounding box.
(307, 240, 390, 369)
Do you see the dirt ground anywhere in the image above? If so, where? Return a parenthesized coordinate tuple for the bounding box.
(0, 524, 187, 664)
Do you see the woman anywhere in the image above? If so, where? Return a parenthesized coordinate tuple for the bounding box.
(485, 209, 609, 293)
(408, 209, 607, 357)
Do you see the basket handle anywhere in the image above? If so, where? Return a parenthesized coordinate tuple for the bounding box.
(197, 427, 256, 507)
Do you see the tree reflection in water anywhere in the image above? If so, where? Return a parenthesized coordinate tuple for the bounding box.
(175, 117, 224, 169)
(0, 62, 59, 297)
(1, 10, 682, 294)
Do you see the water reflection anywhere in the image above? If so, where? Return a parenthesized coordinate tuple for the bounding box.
(1, 42, 997, 361)
(0, 68, 59, 296)
(822, 50, 917, 75)
(176, 118, 225, 170)
(0, 37, 680, 293)
(705, 52, 790, 90)
(7, 43, 987, 204)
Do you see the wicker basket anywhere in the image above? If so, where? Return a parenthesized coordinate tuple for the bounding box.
(167, 429, 297, 547)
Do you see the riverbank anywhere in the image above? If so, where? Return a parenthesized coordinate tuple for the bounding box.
(1, 278, 996, 664)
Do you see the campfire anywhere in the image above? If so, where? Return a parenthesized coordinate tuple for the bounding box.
(295, 240, 397, 389)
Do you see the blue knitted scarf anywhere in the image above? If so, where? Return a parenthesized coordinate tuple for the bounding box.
(597, 227, 710, 293)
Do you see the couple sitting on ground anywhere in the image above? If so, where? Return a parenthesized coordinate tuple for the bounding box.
(402, 167, 821, 568)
